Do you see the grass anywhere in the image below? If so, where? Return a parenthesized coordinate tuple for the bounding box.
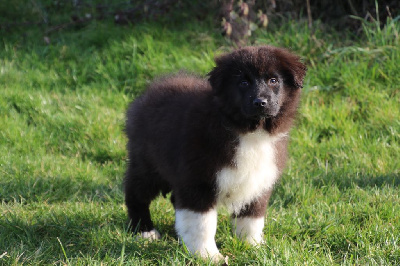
(1, 2, 399, 265)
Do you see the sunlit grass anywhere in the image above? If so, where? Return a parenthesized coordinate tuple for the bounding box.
(0, 5, 399, 265)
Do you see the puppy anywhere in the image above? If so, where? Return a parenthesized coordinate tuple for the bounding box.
(124, 46, 306, 261)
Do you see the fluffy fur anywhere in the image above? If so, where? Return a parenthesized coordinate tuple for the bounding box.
(124, 45, 306, 260)
(216, 130, 284, 215)
(175, 209, 221, 260)
(233, 216, 265, 244)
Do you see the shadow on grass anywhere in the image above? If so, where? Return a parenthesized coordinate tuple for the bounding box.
(0, 198, 179, 264)
(0, 175, 123, 205)
(2, 163, 398, 263)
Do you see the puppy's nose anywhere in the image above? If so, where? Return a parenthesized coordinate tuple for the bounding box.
(253, 98, 267, 107)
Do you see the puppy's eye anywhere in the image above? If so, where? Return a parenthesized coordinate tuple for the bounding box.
(239, 80, 250, 87)
(268, 78, 278, 85)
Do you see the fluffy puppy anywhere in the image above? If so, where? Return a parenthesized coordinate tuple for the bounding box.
(124, 45, 306, 261)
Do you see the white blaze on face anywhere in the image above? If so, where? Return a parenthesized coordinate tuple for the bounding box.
(216, 129, 285, 214)
(175, 208, 222, 260)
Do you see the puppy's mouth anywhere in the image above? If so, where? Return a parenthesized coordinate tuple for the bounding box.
(242, 99, 280, 119)
(254, 113, 271, 119)
(251, 113, 274, 121)
(246, 108, 278, 120)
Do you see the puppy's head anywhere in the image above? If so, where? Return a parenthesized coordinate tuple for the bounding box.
(208, 46, 306, 120)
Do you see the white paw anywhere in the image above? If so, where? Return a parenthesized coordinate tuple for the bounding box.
(139, 229, 161, 241)
(210, 253, 229, 264)
(244, 235, 264, 245)
(193, 250, 228, 264)
(175, 209, 224, 262)
(233, 216, 265, 245)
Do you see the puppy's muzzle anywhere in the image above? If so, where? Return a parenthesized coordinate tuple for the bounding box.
(252, 98, 268, 108)
(251, 97, 277, 118)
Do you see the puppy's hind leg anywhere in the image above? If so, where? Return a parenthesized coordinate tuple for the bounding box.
(124, 162, 165, 240)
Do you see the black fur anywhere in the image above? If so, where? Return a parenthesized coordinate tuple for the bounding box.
(124, 45, 306, 233)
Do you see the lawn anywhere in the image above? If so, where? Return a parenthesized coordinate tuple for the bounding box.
(0, 2, 399, 265)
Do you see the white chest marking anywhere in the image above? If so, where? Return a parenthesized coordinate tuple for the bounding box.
(216, 129, 285, 214)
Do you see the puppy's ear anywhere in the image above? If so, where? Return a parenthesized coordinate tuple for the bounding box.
(279, 49, 307, 89)
(289, 58, 307, 89)
(208, 54, 231, 95)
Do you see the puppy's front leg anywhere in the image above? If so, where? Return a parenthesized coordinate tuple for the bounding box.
(232, 194, 270, 245)
(233, 216, 265, 245)
(175, 208, 222, 261)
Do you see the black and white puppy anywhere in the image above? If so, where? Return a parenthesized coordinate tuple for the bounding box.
(124, 46, 306, 260)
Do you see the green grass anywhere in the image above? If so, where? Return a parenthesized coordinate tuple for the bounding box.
(1, 4, 399, 265)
